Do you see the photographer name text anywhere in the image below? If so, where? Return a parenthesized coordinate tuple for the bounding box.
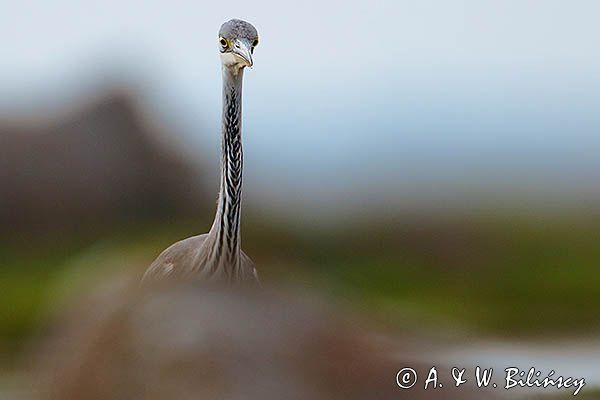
(396, 366, 585, 395)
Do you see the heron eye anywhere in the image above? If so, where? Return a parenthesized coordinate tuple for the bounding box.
(252, 38, 259, 48)
(219, 37, 228, 48)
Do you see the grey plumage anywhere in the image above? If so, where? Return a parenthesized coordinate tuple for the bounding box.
(143, 19, 259, 285)
(219, 18, 258, 42)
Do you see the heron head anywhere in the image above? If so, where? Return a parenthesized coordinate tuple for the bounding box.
(219, 19, 259, 69)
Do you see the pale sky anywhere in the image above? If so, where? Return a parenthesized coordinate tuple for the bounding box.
(2, 0, 600, 212)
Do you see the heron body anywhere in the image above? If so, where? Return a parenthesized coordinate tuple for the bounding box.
(142, 19, 259, 284)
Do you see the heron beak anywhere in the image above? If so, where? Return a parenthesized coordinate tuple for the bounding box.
(232, 39, 253, 67)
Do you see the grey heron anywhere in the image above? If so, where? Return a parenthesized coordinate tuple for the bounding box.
(142, 19, 259, 284)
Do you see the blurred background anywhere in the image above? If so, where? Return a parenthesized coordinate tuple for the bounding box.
(1, 0, 600, 398)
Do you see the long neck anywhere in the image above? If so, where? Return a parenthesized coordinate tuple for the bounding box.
(207, 66, 245, 268)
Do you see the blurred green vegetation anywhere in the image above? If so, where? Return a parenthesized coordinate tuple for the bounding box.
(1, 212, 600, 362)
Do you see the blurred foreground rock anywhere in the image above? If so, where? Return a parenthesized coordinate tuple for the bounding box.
(33, 282, 488, 400)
